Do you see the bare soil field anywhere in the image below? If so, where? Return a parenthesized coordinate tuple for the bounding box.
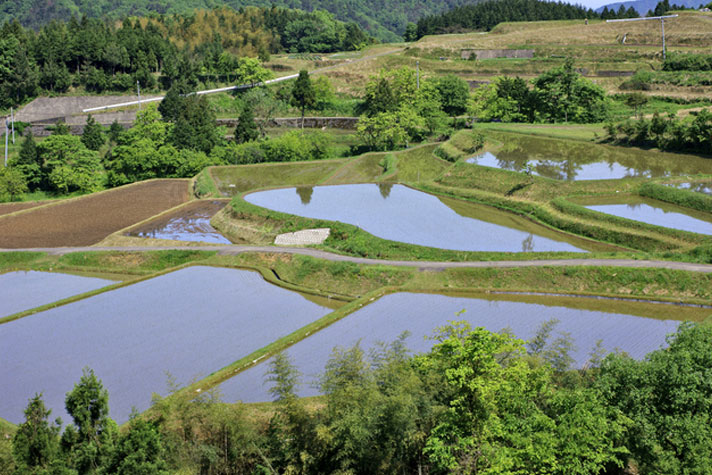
(0, 180, 190, 248)
(0, 202, 45, 216)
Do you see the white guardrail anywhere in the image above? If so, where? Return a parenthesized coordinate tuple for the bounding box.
(81, 73, 300, 113)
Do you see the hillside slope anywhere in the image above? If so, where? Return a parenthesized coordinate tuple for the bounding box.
(0, 0, 475, 41)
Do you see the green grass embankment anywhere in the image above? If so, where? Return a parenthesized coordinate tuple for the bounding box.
(218, 195, 613, 261)
(639, 182, 712, 213)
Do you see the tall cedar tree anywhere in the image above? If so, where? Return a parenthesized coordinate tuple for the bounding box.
(234, 102, 260, 143)
(81, 115, 105, 151)
(291, 70, 316, 129)
(12, 394, 61, 472)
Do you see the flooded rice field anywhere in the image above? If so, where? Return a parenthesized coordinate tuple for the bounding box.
(246, 184, 596, 252)
(126, 200, 230, 244)
(466, 133, 712, 181)
(218, 292, 686, 403)
(0, 271, 115, 318)
(582, 196, 712, 235)
(0, 266, 331, 424)
(665, 182, 712, 196)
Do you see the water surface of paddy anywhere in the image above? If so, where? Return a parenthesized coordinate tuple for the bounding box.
(127, 200, 230, 244)
(0, 266, 331, 424)
(665, 182, 712, 195)
(0, 271, 114, 318)
(466, 133, 712, 180)
(218, 292, 683, 403)
(246, 184, 591, 252)
(583, 196, 712, 235)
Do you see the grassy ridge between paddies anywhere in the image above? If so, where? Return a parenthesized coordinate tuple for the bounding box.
(211, 252, 712, 309)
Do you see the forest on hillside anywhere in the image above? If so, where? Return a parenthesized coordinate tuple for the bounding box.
(415, 0, 603, 38)
(1, 0, 475, 41)
(0, 7, 371, 108)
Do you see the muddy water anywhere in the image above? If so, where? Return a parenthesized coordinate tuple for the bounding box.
(218, 292, 691, 403)
(245, 184, 591, 252)
(0, 271, 115, 318)
(126, 200, 230, 244)
(0, 266, 331, 424)
(581, 195, 712, 235)
(466, 133, 712, 180)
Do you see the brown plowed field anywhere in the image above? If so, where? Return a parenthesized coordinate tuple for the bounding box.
(0, 202, 45, 216)
(0, 180, 190, 248)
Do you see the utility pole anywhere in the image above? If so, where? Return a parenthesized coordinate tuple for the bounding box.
(11, 107, 15, 144)
(137, 80, 142, 109)
(606, 15, 677, 61)
(4, 118, 9, 167)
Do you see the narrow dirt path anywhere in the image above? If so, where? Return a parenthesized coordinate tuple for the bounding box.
(4, 245, 712, 273)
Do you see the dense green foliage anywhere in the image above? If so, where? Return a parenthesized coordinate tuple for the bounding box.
(663, 52, 712, 72)
(0, 0, 466, 42)
(10, 322, 712, 474)
(0, 7, 367, 108)
(356, 67, 469, 150)
(472, 60, 611, 123)
(212, 130, 330, 164)
(605, 109, 712, 154)
(415, 0, 598, 38)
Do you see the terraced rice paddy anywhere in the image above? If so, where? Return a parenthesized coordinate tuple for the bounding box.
(126, 200, 231, 244)
(583, 196, 712, 235)
(0, 266, 331, 424)
(218, 292, 683, 403)
(0, 271, 115, 318)
(467, 133, 712, 180)
(245, 184, 589, 252)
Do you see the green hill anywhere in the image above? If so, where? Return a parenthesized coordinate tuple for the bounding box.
(0, 0, 476, 41)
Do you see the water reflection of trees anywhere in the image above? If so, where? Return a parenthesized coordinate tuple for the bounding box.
(378, 183, 393, 199)
(296, 186, 314, 205)
(521, 234, 534, 252)
(490, 133, 712, 180)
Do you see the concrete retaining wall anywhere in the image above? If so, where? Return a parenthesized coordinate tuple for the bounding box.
(461, 49, 534, 60)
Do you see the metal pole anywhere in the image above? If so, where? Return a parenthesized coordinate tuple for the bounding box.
(416, 61, 420, 89)
(661, 19, 666, 60)
(4, 119, 8, 167)
(11, 108, 15, 144)
(137, 81, 142, 109)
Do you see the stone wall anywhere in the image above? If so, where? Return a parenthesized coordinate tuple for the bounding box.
(27, 117, 361, 136)
(461, 49, 534, 60)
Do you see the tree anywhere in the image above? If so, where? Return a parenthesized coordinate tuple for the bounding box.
(625, 92, 648, 118)
(357, 106, 425, 150)
(234, 102, 259, 144)
(105, 412, 168, 475)
(169, 95, 223, 154)
(108, 120, 124, 144)
(404, 23, 418, 42)
(81, 115, 105, 151)
(61, 368, 117, 474)
(158, 81, 189, 123)
(597, 323, 712, 474)
(36, 135, 104, 193)
(12, 394, 61, 473)
(0, 166, 28, 201)
(14, 130, 42, 190)
(431, 74, 470, 118)
(291, 70, 316, 128)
